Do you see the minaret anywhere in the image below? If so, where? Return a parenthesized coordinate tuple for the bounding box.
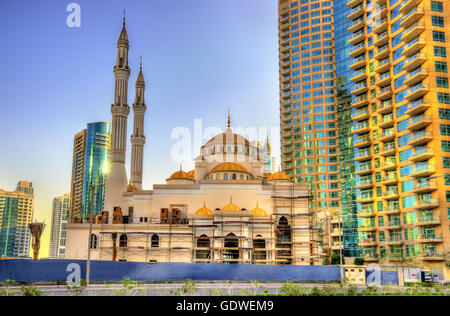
(129, 57, 147, 190)
(104, 14, 131, 212)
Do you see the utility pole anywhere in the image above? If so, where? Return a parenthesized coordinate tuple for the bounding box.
(86, 183, 99, 285)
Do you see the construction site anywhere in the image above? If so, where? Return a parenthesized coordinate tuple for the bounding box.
(67, 182, 323, 266)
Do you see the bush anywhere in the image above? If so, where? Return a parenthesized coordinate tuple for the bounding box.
(280, 282, 306, 296)
(0, 279, 16, 296)
(354, 257, 365, 265)
(21, 284, 43, 296)
(330, 253, 345, 265)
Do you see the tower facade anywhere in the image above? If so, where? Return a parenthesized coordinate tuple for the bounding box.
(69, 129, 86, 221)
(104, 18, 131, 212)
(49, 193, 70, 258)
(129, 60, 147, 190)
(347, 0, 450, 278)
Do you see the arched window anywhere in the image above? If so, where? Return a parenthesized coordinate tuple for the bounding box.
(196, 234, 211, 261)
(151, 234, 159, 248)
(232, 173, 237, 180)
(216, 174, 220, 180)
(224, 174, 229, 180)
(224, 233, 239, 264)
(253, 235, 267, 262)
(119, 234, 128, 248)
(90, 234, 98, 249)
(279, 216, 289, 226)
(240, 174, 244, 180)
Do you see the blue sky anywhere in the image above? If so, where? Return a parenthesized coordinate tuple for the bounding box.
(0, 0, 280, 256)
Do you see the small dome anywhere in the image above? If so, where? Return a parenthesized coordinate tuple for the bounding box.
(269, 170, 291, 181)
(212, 162, 248, 173)
(195, 202, 212, 215)
(127, 184, 137, 192)
(221, 197, 241, 211)
(168, 165, 192, 180)
(187, 170, 196, 178)
(251, 202, 267, 216)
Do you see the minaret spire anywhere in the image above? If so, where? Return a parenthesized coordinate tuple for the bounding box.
(130, 57, 147, 190)
(104, 17, 131, 214)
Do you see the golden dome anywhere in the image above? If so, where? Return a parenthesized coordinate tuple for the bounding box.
(269, 170, 291, 181)
(127, 184, 137, 192)
(221, 197, 241, 211)
(250, 202, 267, 216)
(168, 165, 192, 180)
(195, 202, 212, 215)
(187, 170, 196, 178)
(212, 162, 248, 173)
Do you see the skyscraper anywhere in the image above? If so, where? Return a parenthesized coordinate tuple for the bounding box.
(347, 0, 450, 278)
(0, 181, 34, 258)
(278, 0, 342, 257)
(69, 122, 111, 222)
(49, 193, 70, 258)
(69, 129, 86, 221)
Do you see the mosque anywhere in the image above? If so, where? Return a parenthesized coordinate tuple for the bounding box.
(65, 18, 318, 265)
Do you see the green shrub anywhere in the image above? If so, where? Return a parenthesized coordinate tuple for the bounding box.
(353, 257, 365, 265)
(280, 282, 306, 296)
(20, 284, 43, 296)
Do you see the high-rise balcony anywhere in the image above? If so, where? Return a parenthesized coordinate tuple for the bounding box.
(374, 31, 389, 47)
(404, 67, 427, 86)
(381, 173, 399, 185)
(279, 22, 290, 31)
(348, 31, 366, 45)
(410, 147, 434, 162)
(420, 252, 445, 261)
(353, 122, 370, 135)
(281, 82, 291, 91)
(385, 221, 402, 230)
(348, 5, 365, 20)
(412, 181, 437, 194)
(381, 159, 397, 171)
(416, 215, 440, 226)
(348, 18, 365, 33)
(379, 114, 394, 128)
(403, 52, 426, 72)
(387, 236, 403, 244)
(349, 43, 366, 58)
(353, 107, 370, 121)
(358, 238, 378, 246)
(351, 82, 368, 96)
(355, 162, 372, 175)
(280, 29, 290, 38)
(405, 83, 428, 101)
(401, 22, 425, 43)
(280, 59, 290, 68)
(352, 95, 369, 108)
(280, 52, 290, 60)
(347, 0, 364, 8)
(350, 56, 367, 70)
(356, 179, 373, 190)
(357, 223, 377, 231)
(373, 18, 388, 34)
(378, 99, 393, 114)
(400, 0, 423, 14)
(374, 45, 390, 60)
(376, 58, 391, 73)
(357, 206, 376, 217)
(279, 14, 290, 23)
(280, 44, 290, 53)
(354, 134, 371, 148)
(411, 164, 435, 178)
(418, 233, 443, 243)
(403, 37, 426, 57)
(400, 7, 424, 29)
(407, 114, 431, 131)
(377, 86, 393, 101)
(376, 71, 392, 87)
(355, 148, 372, 161)
(280, 37, 290, 45)
(383, 189, 399, 200)
(380, 142, 396, 156)
(414, 198, 439, 210)
(379, 128, 395, 142)
(406, 99, 430, 116)
(383, 205, 400, 215)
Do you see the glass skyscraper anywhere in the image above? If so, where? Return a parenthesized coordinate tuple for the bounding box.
(81, 122, 111, 218)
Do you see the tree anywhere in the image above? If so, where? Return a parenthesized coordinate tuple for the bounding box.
(28, 222, 46, 260)
(112, 232, 118, 261)
(354, 257, 365, 266)
(330, 252, 345, 265)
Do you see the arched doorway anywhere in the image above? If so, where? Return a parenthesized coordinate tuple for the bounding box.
(223, 232, 239, 264)
(253, 234, 267, 263)
(119, 234, 128, 248)
(196, 234, 211, 262)
(276, 216, 292, 265)
(151, 234, 159, 248)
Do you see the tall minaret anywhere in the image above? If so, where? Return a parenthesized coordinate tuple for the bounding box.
(129, 57, 147, 190)
(104, 14, 131, 212)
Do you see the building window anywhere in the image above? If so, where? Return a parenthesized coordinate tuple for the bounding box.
(432, 16, 445, 27)
(441, 125, 450, 136)
(434, 46, 446, 57)
(435, 61, 448, 73)
(90, 234, 98, 249)
(119, 234, 127, 248)
(438, 92, 450, 104)
(442, 140, 450, 152)
(151, 234, 159, 248)
(439, 108, 450, 120)
(431, 1, 443, 12)
(436, 77, 449, 88)
(433, 31, 446, 42)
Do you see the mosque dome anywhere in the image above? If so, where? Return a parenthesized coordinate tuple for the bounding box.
(187, 170, 196, 178)
(167, 166, 193, 181)
(268, 170, 291, 181)
(195, 202, 212, 215)
(250, 202, 267, 216)
(212, 162, 248, 173)
(221, 197, 241, 211)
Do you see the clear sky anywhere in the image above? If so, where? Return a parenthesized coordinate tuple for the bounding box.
(0, 0, 280, 258)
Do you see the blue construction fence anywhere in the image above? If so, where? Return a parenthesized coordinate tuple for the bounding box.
(0, 260, 398, 284)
